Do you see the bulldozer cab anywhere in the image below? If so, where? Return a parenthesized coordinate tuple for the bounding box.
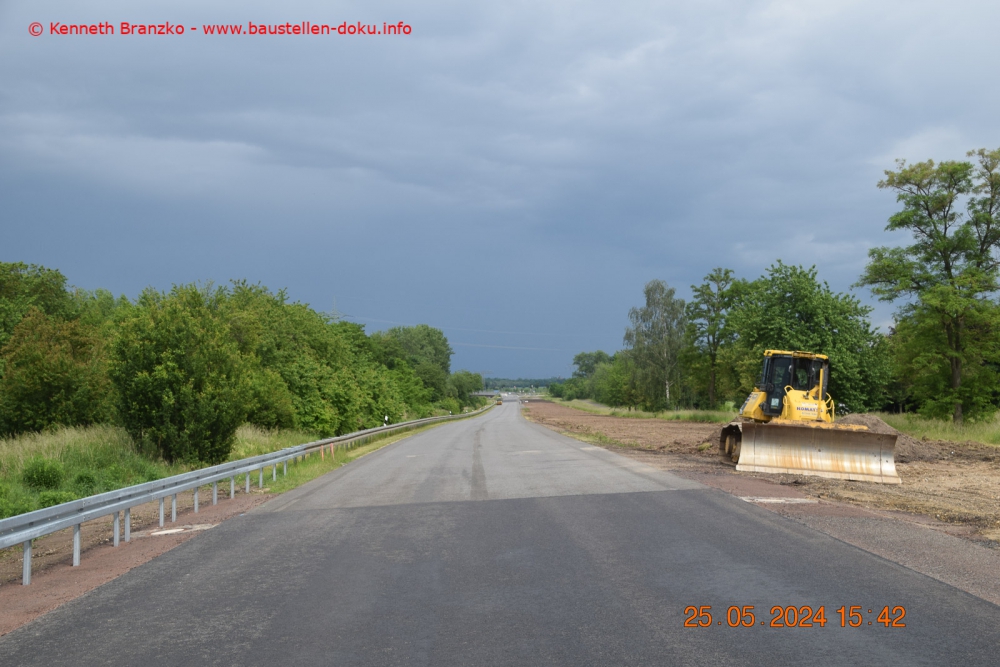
(758, 352, 828, 417)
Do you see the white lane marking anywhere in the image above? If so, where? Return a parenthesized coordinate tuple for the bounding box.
(150, 524, 216, 536)
(511, 450, 542, 455)
(580, 446, 602, 451)
(406, 455, 419, 458)
(739, 497, 819, 504)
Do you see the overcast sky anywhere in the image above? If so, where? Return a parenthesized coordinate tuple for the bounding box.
(3, 0, 998, 378)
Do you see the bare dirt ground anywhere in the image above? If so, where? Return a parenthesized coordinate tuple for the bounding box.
(522, 400, 1000, 546)
(0, 487, 274, 636)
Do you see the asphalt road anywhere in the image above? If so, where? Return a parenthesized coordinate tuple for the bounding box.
(2, 399, 998, 666)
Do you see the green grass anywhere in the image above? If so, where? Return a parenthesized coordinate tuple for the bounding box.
(0, 425, 186, 519)
(0, 424, 327, 519)
(877, 412, 1000, 447)
(229, 424, 323, 459)
(550, 398, 736, 423)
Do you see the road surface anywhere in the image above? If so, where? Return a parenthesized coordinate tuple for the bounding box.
(2, 399, 997, 665)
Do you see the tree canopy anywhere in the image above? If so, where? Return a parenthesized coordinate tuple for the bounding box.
(858, 148, 1000, 422)
(0, 263, 487, 459)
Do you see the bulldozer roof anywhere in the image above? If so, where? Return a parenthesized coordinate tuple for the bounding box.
(763, 349, 829, 360)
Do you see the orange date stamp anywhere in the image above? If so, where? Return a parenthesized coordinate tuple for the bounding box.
(683, 605, 906, 628)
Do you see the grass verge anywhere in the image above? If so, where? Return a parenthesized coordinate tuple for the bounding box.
(877, 412, 1000, 447)
(549, 398, 736, 423)
(0, 426, 188, 519)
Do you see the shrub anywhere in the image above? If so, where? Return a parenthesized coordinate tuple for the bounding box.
(38, 490, 76, 508)
(0, 486, 35, 519)
(109, 285, 250, 464)
(72, 470, 97, 494)
(0, 309, 115, 436)
(21, 456, 64, 489)
(437, 398, 462, 416)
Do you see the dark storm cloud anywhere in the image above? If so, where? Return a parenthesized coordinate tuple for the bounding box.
(3, 0, 999, 376)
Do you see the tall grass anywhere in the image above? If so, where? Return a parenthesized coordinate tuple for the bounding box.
(0, 424, 321, 519)
(0, 425, 185, 518)
(878, 412, 1000, 446)
(551, 399, 736, 423)
(230, 424, 321, 459)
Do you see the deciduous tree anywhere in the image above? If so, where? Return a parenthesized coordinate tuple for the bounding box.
(858, 149, 1000, 423)
(624, 280, 687, 409)
(686, 268, 734, 408)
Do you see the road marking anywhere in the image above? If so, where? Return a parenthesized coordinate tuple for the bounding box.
(511, 450, 542, 455)
(739, 497, 819, 504)
(150, 524, 216, 536)
(580, 446, 602, 451)
(406, 455, 419, 458)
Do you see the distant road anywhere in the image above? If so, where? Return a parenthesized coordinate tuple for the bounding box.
(2, 398, 997, 665)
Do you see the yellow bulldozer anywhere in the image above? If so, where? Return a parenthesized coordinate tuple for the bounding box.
(719, 350, 900, 484)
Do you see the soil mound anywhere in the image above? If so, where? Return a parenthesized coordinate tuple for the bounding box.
(836, 413, 898, 434)
(837, 413, 941, 462)
(838, 413, 998, 463)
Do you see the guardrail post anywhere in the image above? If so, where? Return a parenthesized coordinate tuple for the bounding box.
(259, 468, 263, 489)
(171, 494, 177, 522)
(272, 464, 276, 481)
(230, 477, 235, 499)
(114, 511, 120, 547)
(194, 488, 199, 514)
(283, 461, 287, 476)
(124, 508, 131, 543)
(213, 481, 218, 505)
(22, 540, 31, 585)
(159, 498, 165, 527)
(245, 473, 250, 494)
(73, 524, 81, 566)
(321, 446, 324, 461)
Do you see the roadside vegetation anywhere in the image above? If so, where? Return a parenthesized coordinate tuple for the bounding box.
(0, 263, 487, 518)
(878, 412, 1000, 447)
(550, 147, 1000, 443)
(0, 424, 313, 518)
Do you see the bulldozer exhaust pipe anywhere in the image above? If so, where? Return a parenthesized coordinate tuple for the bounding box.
(721, 421, 901, 484)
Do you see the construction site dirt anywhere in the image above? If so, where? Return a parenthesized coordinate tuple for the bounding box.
(522, 400, 1000, 549)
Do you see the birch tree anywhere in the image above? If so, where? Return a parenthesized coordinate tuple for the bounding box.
(624, 280, 686, 409)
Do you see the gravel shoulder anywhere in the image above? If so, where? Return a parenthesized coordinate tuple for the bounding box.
(522, 399, 1000, 606)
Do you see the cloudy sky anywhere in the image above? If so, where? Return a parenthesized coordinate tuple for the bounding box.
(3, 0, 998, 378)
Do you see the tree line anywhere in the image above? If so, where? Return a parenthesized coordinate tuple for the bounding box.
(552, 147, 1000, 424)
(483, 378, 558, 391)
(0, 267, 485, 463)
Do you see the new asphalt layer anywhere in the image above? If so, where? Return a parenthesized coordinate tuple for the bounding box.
(2, 400, 998, 665)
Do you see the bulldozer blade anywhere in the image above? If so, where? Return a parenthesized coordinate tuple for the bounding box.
(736, 421, 900, 484)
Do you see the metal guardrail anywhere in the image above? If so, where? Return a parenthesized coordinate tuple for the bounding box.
(1, 405, 492, 585)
